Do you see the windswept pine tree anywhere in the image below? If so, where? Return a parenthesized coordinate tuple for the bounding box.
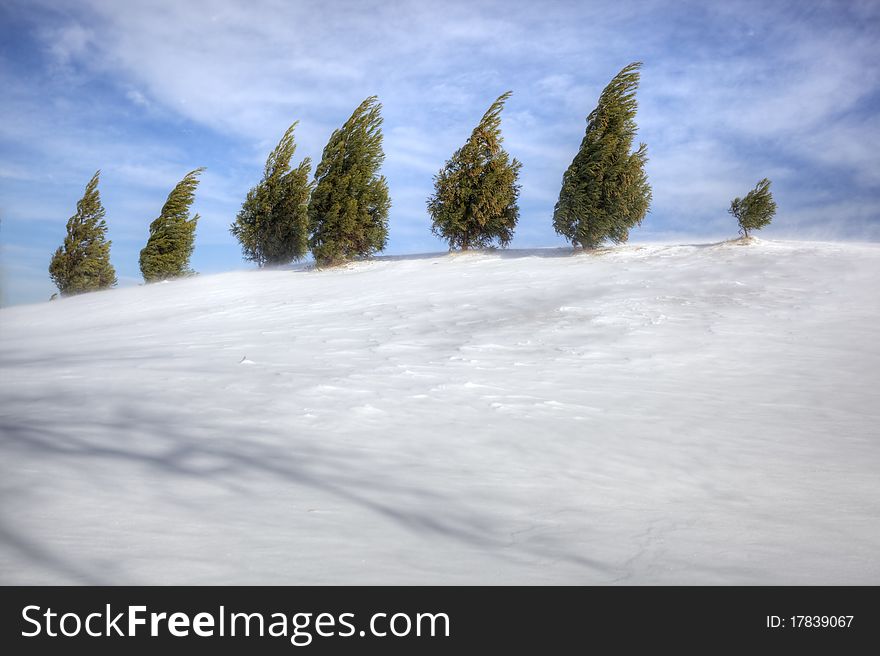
(729, 178, 776, 238)
(49, 170, 117, 296)
(139, 168, 204, 282)
(428, 91, 521, 251)
(308, 96, 390, 266)
(554, 62, 652, 249)
(230, 122, 312, 266)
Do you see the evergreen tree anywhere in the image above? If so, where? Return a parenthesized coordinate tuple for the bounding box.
(427, 91, 522, 250)
(729, 178, 776, 238)
(49, 170, 117, 296)
(308, 96, 390, 266)
(230, 122, 312, 266)
(554, 62, 652, 249)
(139, 168, 204, 282)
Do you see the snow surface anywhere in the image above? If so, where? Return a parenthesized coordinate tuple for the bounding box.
(1, 239, 879, 585)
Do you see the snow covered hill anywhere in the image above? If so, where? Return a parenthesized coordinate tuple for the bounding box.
(1, 239, 878, 584)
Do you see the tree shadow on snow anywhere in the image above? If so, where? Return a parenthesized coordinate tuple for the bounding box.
(0, 395, 614, 583)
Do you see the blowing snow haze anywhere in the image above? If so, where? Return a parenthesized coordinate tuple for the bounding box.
(1, 0, 879, 305)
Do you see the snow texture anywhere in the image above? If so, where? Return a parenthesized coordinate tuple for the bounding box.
(1, 239, 878, 584)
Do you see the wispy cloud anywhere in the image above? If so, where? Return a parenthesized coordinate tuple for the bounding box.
(1, 0, 877, 305)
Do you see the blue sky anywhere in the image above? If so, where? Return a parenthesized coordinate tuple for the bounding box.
(1, 0, 878, 306)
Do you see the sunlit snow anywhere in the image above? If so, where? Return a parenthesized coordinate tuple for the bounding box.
(1, 240, 878, 584)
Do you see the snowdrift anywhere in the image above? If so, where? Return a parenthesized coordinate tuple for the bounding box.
(1, 240, 878, 584)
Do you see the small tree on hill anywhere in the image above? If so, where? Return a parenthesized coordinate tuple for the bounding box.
(231, 122, 312, 266)
(729, 178, 776, 238)
(139, 168, 204, 282)
(49, 170, 117, 296)
(554, 62, 652, 249)
(308, 96, 390, 266)
(427, 91, 522, 250)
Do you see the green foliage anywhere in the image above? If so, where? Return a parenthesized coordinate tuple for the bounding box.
(729, 178, 776, 237)
(230, 122, 312, 266)
(427, 91, 522, 250)
(308, 96, 391, 266)
(48, 170, 117, 296)
(554, 62, 652, 249)
(139, 168, 204, 282)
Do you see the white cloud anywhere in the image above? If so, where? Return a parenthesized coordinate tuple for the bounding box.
(125, 89, 149, 107)
(2, 0, 878, 305)
(44, 21, 93, 66)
